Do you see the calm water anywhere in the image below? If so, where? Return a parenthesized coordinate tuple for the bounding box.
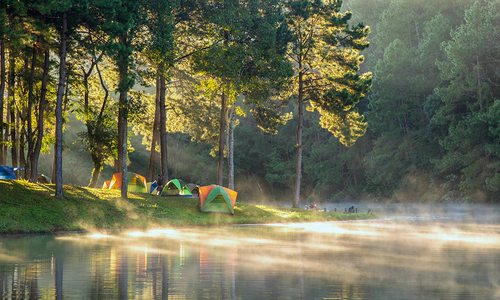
(0, 211, 499, 299)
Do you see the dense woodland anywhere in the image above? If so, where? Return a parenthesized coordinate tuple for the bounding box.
(0, 0, 498, 204)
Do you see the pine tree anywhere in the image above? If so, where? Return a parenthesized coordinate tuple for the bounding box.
(285, 0, 372, 207)
(96, 0, 146, 198)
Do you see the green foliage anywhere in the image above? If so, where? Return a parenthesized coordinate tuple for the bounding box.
(286, 0, 372, 146)
(78, 113, 117, 167)
(1, 0, 498, 205)
(431, 0, 500, 198)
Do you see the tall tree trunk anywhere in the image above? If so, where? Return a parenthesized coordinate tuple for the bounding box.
(30, 47, 49, 181)
(217, 82, 228, 186)
(88, 60, 111, 188)
(147, 75, 160, 181)
(117, 35, 129, 199)
(89, 159, 102, 188)
(51, 149, 56, 183)
(158, 69, 168, 183)
(83, 73, 89, 114)
(4, 96, 9, 165)
(293, 70, 304, 208)
(19, 121, 26, 172)
(82, 59, 96, 185)
(117, 86, 128, 198)
(25, 44, 37, 179)
(227, 106, 235, 190)
(55, 14, 68, 198)
(0, 39, 5, 165)
(8, 52, 17, 168)
(217, 30, 230, 187)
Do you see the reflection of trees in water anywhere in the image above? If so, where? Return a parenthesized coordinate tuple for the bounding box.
(118, 250, 128, 300)
(161, 255, 169, 300)
(0, 225, 499, 299)
(55, 254, 63, 300)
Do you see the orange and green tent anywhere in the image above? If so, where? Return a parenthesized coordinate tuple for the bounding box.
(107, 172, 148, 193)
(161, 179, 192, 196)
(198, 185, 237, 214)
(102, 180, 111, 189)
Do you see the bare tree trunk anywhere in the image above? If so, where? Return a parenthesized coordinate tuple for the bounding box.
(117, 35, 129, 199)
(51, 148, 56, 183)
(25, 44, 37, 179)
(0, 39, 5, 165)
(227, 106, 235, 190)
(217, 82, 228, 186)
(89, 160, 102, 188)
(19, 120, 26, 171)
(8, 52, 17, 168)
(30, 47, 49, 181)
(4, 97, 9, 165)
(118, 91, 128, 198)
(147, 75, 160, 181)
(293, 70, 304, 208)
(89, 60, 111, 188)
(158, 70, 169, 183)
(82, 58, 98, 186)
(55, 14, 68, 198)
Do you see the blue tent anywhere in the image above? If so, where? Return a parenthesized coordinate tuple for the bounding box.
(150, 180, 158, 194)
(0, 166, 16, 180)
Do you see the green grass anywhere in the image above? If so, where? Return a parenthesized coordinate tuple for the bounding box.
(0, 180, 375, 234)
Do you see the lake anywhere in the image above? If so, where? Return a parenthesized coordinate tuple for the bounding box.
(1, 205, 499, 299)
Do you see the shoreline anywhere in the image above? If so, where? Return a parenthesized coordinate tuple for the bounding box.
(0, 180, 374, 235)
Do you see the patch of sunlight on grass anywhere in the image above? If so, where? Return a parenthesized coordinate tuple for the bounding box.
(0, 180, 375, 233)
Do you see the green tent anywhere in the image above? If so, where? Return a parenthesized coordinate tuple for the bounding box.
(186, 183, 199, 195)
(161, 179, 192, 196)
(199, 185, 236, 214)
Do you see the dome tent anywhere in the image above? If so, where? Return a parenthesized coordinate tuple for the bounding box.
(0, 166, 16, 180)
(107, 172, 148, 193)
(198, 185, 237, 214)
(161, 179, 192, 196)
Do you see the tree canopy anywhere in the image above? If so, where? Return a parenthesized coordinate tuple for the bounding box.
(0, 0, 497, 203)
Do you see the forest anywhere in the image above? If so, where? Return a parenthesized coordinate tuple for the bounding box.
(0, 0, 498, 204)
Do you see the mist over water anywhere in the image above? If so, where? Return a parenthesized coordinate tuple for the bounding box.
(0, 204, 499, 299)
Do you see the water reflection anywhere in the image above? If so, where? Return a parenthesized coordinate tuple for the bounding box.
(0, 217, 499, 299)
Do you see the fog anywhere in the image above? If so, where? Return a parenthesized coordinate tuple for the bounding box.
(1, 203, 499, 299)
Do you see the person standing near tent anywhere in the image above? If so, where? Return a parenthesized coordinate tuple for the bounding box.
(156, 174, 164, 195)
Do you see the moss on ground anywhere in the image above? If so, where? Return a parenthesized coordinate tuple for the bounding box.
(0, 180, 374, 234)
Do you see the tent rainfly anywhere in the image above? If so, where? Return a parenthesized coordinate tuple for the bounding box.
(198, 185, 237, 214)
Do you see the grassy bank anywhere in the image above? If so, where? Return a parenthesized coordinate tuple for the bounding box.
(0, 180, 374, 234)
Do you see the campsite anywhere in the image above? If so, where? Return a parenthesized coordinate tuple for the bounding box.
(0, 0, 499, 299)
